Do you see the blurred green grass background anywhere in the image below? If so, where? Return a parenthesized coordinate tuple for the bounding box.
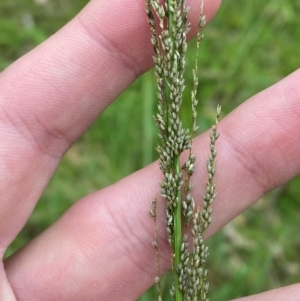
(1, 0, 300, 300)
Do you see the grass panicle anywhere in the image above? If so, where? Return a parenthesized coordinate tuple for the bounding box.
(146, 1, 220, 300)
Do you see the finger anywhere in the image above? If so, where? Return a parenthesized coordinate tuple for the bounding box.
(5, 69, 300, 300)
(0, 0, 222, 250)
(231, 283, 300, 300)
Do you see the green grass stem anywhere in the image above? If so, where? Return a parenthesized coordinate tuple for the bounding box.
(173, 157, 183, 301)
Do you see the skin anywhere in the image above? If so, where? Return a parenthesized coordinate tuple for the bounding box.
(0, 0, 300, 300)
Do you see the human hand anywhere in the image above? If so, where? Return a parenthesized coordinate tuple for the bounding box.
(1, 0, 300, 300)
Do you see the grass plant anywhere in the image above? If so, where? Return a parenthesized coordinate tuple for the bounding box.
(145, 1, 220, 300)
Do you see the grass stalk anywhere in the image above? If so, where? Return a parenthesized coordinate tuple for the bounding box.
(174, 158, 183, 301)
(166, 2, 183, 299)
